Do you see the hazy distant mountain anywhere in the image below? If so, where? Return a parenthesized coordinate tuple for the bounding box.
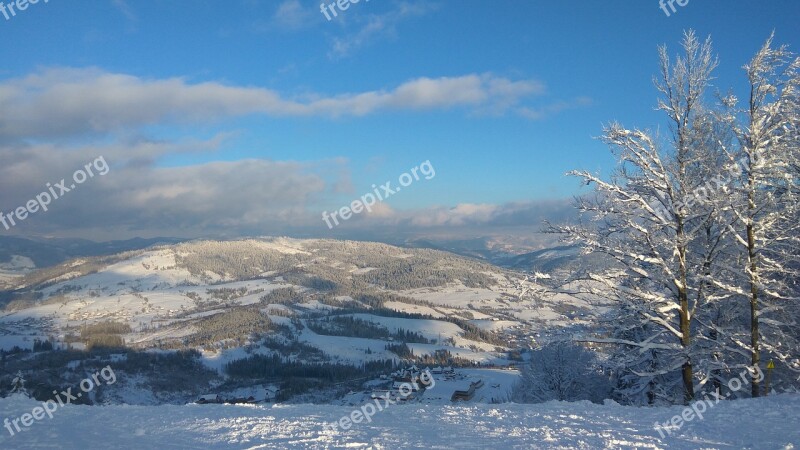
(496, 245, 613, 279)
(498, 245, 580, 271)
(397, 233, 564, 265)
(0, 235, 184, 269)
(389, 233, 606, 277)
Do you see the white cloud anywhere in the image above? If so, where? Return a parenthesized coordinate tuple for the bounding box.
(336, 199, 575, 230)
(0, 68, 551, 139)
(0, 138, 574, 238)
(0, 140, 345, 237)
(271, 0, 316, 30)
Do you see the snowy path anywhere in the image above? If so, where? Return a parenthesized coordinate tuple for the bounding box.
(1, 394, 798, 449)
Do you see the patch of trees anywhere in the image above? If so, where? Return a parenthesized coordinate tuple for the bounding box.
(307, 316, 431, 344)
(385, 342, 414, 359)
(0, 346, 29, 367)
(384, 345, 475, 367)
(226, 353, 395, 402)
(451, 319, 505, 346)
(80, 321, 131, 350)
(355, 259, 497, 290)
(115, 349, 220, 394)
(351, 292, 440, 309)
(415, 349, 476, 367)
(225, 353, 390, 381)
(184, 291, 201, 301)
(33, 339, 54, 352)
(0, 347, 222, 403)
(206, 287, 248, 301)
(188, 307, 272, 348)
(2, 348, 87, 373)
(259, 287, 302, 305)
(81, 321, 132, 335)
(327, 306, 504, 346)
(174, 240, 302, 281)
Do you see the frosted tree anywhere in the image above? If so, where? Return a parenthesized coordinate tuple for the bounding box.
(600, 301, 676, 405)
(556, 32, 722, 404)
(678, 111, 742, 395)
(713, 34, 800, 395)
(512, 341, 609, 403)
(10, 370, 27, 396)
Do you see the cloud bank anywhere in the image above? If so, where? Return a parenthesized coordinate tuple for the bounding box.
(0, 67, 580, 239)
(0, 68, 555, 140)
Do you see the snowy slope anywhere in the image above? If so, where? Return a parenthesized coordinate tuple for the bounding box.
(0, 393, 798, 449)
(0, 255, 35, 288)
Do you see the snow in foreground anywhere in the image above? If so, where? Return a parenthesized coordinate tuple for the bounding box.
(1, 394, 798, 449)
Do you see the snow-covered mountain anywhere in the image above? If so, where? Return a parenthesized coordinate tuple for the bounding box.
(0, 237, 597, 405)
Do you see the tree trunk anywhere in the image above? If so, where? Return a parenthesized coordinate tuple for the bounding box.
(747, 220, 760, 397)
(677, 217, 695, 403)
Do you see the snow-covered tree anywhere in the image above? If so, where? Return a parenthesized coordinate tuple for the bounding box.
(512, 341, 609, 403)
(600, 300, 677, 406)
(10, 370, 27, 396)
(558, 31, 720, 404)
(558, 31, 800, 404)
(712, 34, 800, 395)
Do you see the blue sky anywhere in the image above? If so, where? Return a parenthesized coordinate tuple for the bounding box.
(0, 0, 798, 239)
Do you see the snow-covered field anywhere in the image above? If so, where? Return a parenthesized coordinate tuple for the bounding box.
(1, 394, 798, 449)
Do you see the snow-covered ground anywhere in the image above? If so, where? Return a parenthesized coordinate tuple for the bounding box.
(1, 394, 798, 449)
(0, 255, 35, 288)
(335, 368, 520, 406)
